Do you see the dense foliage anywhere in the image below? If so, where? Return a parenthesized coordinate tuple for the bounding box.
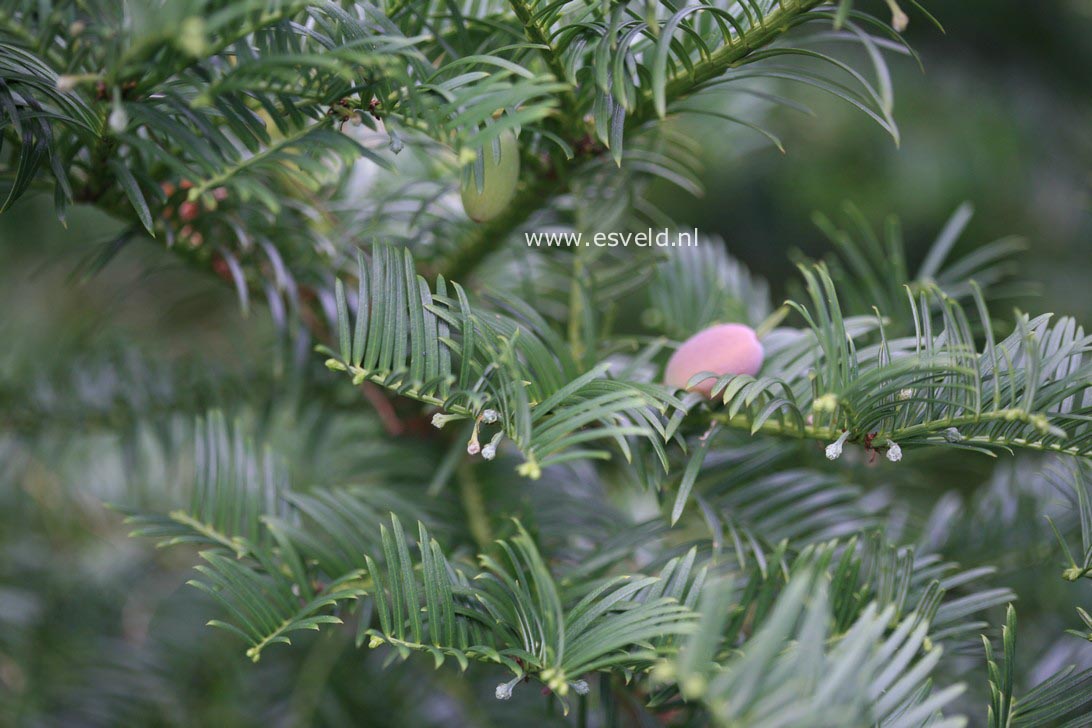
(2, 1, 1090, 726)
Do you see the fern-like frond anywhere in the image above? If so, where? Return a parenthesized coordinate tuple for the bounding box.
(188, 546, 363, 662)
(668, 431, 884, 530)
(703, 263, 1091, 460)
(118, 411, 291, 556)
(1043, 458, 1092, 581)
(668, 571, 966, 728)
(360, 515, 698, 709)
(983, 605, 1092, 727)
(646, 240, 773, 339)
(814, 202, 1028, 329)
(357, 516, 497, 671)
(567, 505, 1011, 658)
(0, 41, 97, 215)
(321, 245, 686, 478)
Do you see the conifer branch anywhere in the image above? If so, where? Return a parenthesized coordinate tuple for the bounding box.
(4, 4, 1091, 724)
(439, 0, 886, 280)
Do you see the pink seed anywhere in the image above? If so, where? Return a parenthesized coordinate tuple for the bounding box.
(664, 323, 764, 399)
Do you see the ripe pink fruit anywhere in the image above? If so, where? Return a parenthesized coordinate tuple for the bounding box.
(664, 323, 764, 398)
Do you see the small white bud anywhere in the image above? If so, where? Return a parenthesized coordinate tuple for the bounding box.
(482, 432, 503, 461)
(495, 677, 519, 700)
(56, 75, 79, 93)
(571, 680, 590, 696)
(885, 0, 909, 31)
(467, 438, 481, 456)
(886, 442, 903, 462)
(388, 128, 404, 154)
(432, 412, 465, 429)
(943, 427, 962, 443)
(480, 408, 499, 424)
(898, 388, 913, 401)
(108, 105, 128, 133)
(825, 431, 851, 461)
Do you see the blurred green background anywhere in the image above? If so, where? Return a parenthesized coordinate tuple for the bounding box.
(2, 1, 1090, 725)
(661, 0, 1092, 320)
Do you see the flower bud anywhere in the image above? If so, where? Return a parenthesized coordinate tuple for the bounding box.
(56, 75, 79, 93)
(885, 0, 909, 31)
(886, 442, 903, 462)
(108, 104, 128, 133)
(495, 677, 519, 700)
(825, 430, 851, 461)
(664, 323, 764, 398)
(388, 128, 404, 153)
(482, 432, 503, 460)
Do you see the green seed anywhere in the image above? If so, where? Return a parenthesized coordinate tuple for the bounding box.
(460, 131, 520, 223)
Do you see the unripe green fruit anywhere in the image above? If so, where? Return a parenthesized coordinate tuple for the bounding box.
(460, 131, 520, 223)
